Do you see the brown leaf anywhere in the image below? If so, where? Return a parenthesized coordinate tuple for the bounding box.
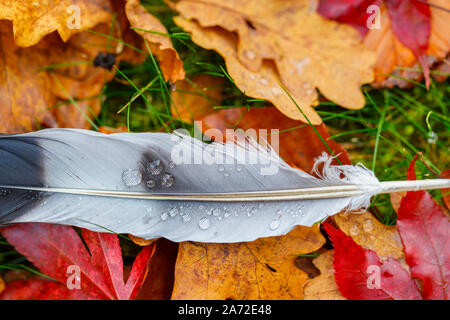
(0, 0, 112, 47)
(303, 250, 345, 300)
(174, 0, 375, 124)
(125, 0, 185, 82)
(136, 239, 179, 300)
(0, 21, 113, 132)
(364, 1, 450, 88)
(390, 191, 407, 213)
(171, 225, 325, 299)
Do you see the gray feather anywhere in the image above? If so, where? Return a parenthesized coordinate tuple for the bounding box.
(0, 128, 380, 242)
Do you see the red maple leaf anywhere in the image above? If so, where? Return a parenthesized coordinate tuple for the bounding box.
(0, 223, 155, 300)
(318, 0, 432, 88)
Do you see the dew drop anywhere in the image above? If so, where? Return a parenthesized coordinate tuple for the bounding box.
(147, 159, 164, 175)
(122, 168, 142, 186)
(169, 162, 176, 169)
(269, 220, 281, 230)
(224, 211, 231, 218)
(236, 165, 242, 172)
(271, 87, 282, 97)
(199, 205, 204, 210)
(212, 208, 221, 216)
(218, 165, 225, 172)
(146, 179, 156, 188)
(0, 189, 11, 196)
(161, 173, 174, 188)
(223, 172, 229, 177)
(198, 216, 210, 230)
(350, 225, 359, 236)
(247, 206, 257, 217)
(160, 212, 168, 221)
(169, 207, 178, 217)
(182, 214, 191, 222)
(259, 78, 269, 86)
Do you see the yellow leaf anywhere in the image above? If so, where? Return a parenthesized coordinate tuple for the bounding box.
(0, 0, 112, 47)
(303, 250, 345, 300)
(172, 225, 325, 299)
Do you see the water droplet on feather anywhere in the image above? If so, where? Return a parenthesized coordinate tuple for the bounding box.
(161, 173, 174, 188)
(169, 207, 178, 217)
(146, 179, 156, 188)
(147, 160, 163, 175)
(269, 220, 281, 230)
(160, 212, 168, 221)
(122, 169, 142, 186)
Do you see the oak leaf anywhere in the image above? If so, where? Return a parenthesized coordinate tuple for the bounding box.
(173, 0, 375, 124)
(125, 0, 185, 82)
(303, 250, 345, 300)
(0, 0, 112, 47)
(172, 226, 325, 299)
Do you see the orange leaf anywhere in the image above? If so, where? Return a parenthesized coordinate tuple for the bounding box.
(173, 0, 375, 124)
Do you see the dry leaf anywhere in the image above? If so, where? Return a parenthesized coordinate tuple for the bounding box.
(136, 239, 179, 300)
(0, 0, 112, 47)
(173, 0, 375, 124)
(364, 1, 450, 87)
(0, 21, 114, 132)
(125, 0, 185, 82)
(171, 75, 223, 123)
(128, 234, 158, 247)
(171, 225, 325, 299)
(303, 250, 345, 300)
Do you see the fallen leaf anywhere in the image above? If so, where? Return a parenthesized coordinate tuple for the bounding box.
(0, 0, 112, 47)
(125, 0, 185, 82)
(303, 250, 346, 300)
(0, 223, 154, 300)
(396, 158, 450, 300)
(129, 234, 158, 247)
(320, 0, 450, 87)
(0, 21, 114, 132)
(171, 106, 351, 299)
(323, 222, 422, 300)
(172, 225, 325, 299)
(171, 75, 224, 123)
(0, 0, 185, 133)
(173, 0, 375, 124)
